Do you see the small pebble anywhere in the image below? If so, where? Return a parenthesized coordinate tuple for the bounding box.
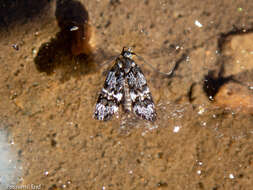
(12, 44, 19, 51)
(70, 26, 79, 31)
(195, 20, 203, 28)
(229, 173, 235, 179)
(198, 106, 205, 115)
(44, 171, 49, 176)
(173, 126, 181, 133)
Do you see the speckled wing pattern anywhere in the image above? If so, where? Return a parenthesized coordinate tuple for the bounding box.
(126, 63, 156, 121)
(94, 48, 156, 122)
(94, 59, 124, 121)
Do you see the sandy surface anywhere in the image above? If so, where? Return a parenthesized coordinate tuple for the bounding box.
(1, 0, 253, 189)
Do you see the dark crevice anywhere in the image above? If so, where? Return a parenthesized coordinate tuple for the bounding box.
(34, 0, 95, 82)
(188, 82, 196, 102)
(217, 27, 253, 53)
(203, 28, 253, 101)
(203, 63, 240, 101)
(0, 0, 50, 29)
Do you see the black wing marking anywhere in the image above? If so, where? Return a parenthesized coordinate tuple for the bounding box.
(126, 61, 156, 121)
(94, 59, 125, 121)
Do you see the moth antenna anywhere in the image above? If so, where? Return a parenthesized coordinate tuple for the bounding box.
(99, 55, 118, 67)
(135, 54, 173, 77)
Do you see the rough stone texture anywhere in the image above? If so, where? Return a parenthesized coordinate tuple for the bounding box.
(0, 0, 253, 189)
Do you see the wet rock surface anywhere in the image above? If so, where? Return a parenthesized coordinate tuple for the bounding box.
(0, 0, 253, 189)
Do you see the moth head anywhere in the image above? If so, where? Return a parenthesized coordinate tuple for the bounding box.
(121, 47, 136, 58)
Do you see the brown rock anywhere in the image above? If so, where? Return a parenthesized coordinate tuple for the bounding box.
(215, 82, 253, 113)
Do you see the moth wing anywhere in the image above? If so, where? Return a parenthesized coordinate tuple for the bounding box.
(126, 63, 156, 121)
(94, 61, 124, 121)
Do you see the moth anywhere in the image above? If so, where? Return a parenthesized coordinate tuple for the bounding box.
(94, 47, 156, 122)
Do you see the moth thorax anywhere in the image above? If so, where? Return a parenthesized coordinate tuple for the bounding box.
(123, 58, 133, 73)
